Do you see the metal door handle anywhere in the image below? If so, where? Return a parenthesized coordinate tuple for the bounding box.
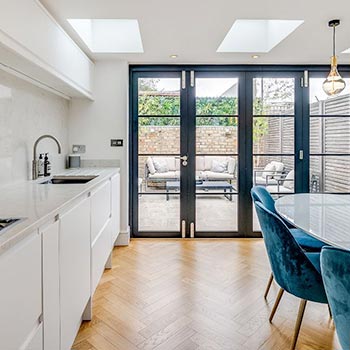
(179, 155, 188, 161)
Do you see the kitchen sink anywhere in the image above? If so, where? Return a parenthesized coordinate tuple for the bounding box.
(40, 175, 98, 185)
(0, 218, 25, 234)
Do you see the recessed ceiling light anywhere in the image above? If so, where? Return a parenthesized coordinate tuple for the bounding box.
(67, 19, 144, 53)
(252, 55, 260, 59)
(217, 19, 304, 53)
(170, 54, 178, 59)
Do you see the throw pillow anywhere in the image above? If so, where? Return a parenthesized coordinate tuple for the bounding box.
(228, 158, 236, 174)
(211, 159, 228, 173)
(153, 158, 169, 173)
(283, 170, 294, 190)
(147, 157, 156, 175)
(262, 162, 276, 179)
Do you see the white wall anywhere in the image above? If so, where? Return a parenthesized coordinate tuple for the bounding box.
(0, 69, 69, 186)
(69, 60, 129, 238)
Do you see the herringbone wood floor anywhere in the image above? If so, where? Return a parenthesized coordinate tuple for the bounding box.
(73, 239, 340, 350)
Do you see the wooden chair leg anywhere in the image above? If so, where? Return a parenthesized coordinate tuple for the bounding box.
(269, 288, 284, 322)
(264, 272, 274, 299)
(290, 299, 307, 350)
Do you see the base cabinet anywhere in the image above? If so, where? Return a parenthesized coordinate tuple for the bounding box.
(0, 172, 121, 350)
(110, 173, 121, 245)
(42, 220, 60, 350)
(0, 232, 42, 350)
(60, 197, 91, 350)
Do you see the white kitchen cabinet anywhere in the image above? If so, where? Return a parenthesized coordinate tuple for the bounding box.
(91, 181, 111, 243)
(91, 179, 113, 294)
(41, 220, 60, 350)
(0, 231, 42, 350)
(110, 173, 121, 245)
(60, 197, 91, 350)
(25, 323, 43, 350)
(91, 220, 112, 294)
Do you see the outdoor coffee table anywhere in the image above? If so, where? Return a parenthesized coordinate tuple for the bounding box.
(166, 180, 236, 201)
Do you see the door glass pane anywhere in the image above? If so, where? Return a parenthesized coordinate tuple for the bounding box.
(253, 78, 295, 115)
(310, 156, 350, 193)
(253, 117, 294, 154)
(196, 117, 238, 154)
(196, 194, 238, 231)
(137, 76, 181, 233)
(139, 117, 180, 155)
(138, 78, 180, 116)
(310, 116, 350, 154)
(195, 77, 239, 233)
(196, 78, 238, 115)
(139, 195, 180, 231)
(309, 77, 350, 115)
(253, 156, 295, 193)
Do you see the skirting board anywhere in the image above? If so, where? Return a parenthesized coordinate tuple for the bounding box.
(115, 227, 130, 246)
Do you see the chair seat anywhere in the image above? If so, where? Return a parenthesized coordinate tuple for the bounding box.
(305, 252, 321, 273)
(290, 228, 327, 251)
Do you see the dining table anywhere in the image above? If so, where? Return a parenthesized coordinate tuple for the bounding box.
(275, 193, 350, 250)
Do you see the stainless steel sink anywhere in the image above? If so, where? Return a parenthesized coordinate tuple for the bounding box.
(40, 175, 98, 185)
(0, 218, 25, 234)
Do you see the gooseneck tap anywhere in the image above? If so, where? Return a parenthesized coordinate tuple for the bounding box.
(32, 135, 62, 180)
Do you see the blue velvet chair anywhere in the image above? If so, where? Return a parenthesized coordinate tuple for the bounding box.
(251, 186, 327, 298)
(255, 201, 328, 350)
(321, 246, 350, 350)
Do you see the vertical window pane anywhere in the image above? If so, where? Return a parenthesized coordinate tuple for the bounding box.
(310, 116, 350, 154)
(196, 117, 238, 154)
(253, 78, 295, 115)
(253, 117, 294, 154)
(138, 78, 180, 115)
(310, 156, 350, 193)
(253, 156, 294, 193)
(139, 195, 180, 231)
(196, 195, 238, 231)
(196, 78, 238, 115)
(309, 77, 350, 115)
(138, 117, 180, 155)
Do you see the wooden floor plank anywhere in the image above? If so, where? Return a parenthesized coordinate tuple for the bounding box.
(73, 238, 340, 350)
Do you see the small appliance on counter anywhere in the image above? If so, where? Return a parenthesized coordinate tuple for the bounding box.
(67, 154, 81, 168)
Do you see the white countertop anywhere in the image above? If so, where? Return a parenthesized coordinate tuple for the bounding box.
(275, 193, 350, 250)
(0, 168, 119, 255)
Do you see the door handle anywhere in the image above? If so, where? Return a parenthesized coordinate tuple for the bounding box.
(176, 155, 188, 166)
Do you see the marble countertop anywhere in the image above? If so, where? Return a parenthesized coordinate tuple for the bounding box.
(0, 168, 119, 255)
(276, 193, 350, 250)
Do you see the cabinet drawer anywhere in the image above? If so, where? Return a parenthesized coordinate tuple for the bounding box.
(110, 173, 120, 244)
(42, 221, 60, 350)
(0, 232, 42, 350)
(92, 219, 112, 294)
(91, 181, 111, 242)
(60, 197, 91, 350)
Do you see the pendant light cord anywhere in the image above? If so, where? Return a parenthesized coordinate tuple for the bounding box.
(333, 24, 336, 57)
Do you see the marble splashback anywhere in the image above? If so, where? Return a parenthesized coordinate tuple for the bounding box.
(0, 70, 69, 186)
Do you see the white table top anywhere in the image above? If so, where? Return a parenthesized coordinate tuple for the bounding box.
(275, 194, 350, 250)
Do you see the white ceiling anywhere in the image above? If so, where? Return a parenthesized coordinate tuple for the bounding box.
(41, 0, 350, 65)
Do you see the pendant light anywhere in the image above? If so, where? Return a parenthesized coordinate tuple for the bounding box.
(322, 19, 346, 96)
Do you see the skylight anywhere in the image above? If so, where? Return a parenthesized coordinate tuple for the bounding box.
(217, 19, 304, 53)
(67, 19, 144, 53)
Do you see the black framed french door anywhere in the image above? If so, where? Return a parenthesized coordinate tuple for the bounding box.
(130, 65, 350, 238)
(130, 69, 246, 238)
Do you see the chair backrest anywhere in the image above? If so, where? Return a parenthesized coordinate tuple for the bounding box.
(254, 201, 327, 304)
(251, 186, 276, 213)
(321, 247, 350, 350)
